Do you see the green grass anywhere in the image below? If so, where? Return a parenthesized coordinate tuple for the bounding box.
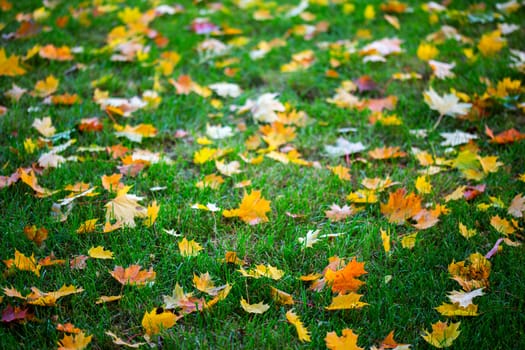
(1, 0, 525, 349)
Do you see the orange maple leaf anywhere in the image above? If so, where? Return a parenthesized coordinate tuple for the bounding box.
(485, 125, 525, 144)
(223, 190, 271, 225)
(39, 44, 74, 61)
(380, 188, 422, 224)
(324, 257, 367, 294)
(368, 146, 406, 160)
(109, 265, 156, 286)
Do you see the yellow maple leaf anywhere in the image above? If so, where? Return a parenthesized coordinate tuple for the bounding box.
(325, 293, 368, 310)
(415, 175, 432, 194)
(490, 215, 515, 235)
(114, 123, 157, 143)
(178, 237, 203, 257)
(364, 5, 375, 20)
(270, 287, 294, 305)
(0, 49, 26, 76)
(144, 200, 160, 227)
(95, 295, 122, 304)
(435, 302, 479, 317)
(325, 328, 363, 350)
(448, 253, 491, 291)
(401, 232, 418, 249)
(196, 174, 224, 189)
(193, 272, 216, 295)
(421, 321, 461, 348)
(194, 147, 218, 164)
(477, 155, 502, 174)
(3, 250, 41, 276)
(88, 246, 114, 259)
(347, 190, 378, 203)
(458, 222, 477, 239)
(142, 308, 180, 335)
(380, 228, 391, 253)
(27, 285, 84, 306)
(286, 310, 311, 342)
(328, 165, 351, 181)
(76, 219, 98, 234)
(478, 30, 506, 57)
(32, 116, 56, 137)
(417, 43, 439, 61)
(105, 186, 147, 227)
(57, 331, 92, 350)
(240, 298, 269, 314)
(223, 190, 271, 225)
(33, 75, 59, 97)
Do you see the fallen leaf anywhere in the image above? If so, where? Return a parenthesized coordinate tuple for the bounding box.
(88, 246, 114, 259)
(178, 238, 203, 257)
(105, 187, 147, 227)
(270, 287, 294, 305)
(324, 257, 367, 294)
(325, 293, 368, 310)
(3, 250, 41, 276)
(508, 194, 525, 218)
(0, 49, 26, 76)
(240, 298, 269, 314)
(325, 328, 363, 350)
(286, 310, 311, 342)
(298, 229, 321, 248)
(223, 190, 271, 225)
(380, 188, 422, 225)
(421, 321, 461, 348)
(23, 225, 48, 246)
(105, 331, 145, 348)
(458, 223, 477, 239)
(57, 331, 92, 350)
(142, 308, 180, 335)
(447, 288, 485, 307)
(110, 265, 155, 286)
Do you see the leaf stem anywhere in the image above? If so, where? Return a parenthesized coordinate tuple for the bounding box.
(432, 114, 444, 131)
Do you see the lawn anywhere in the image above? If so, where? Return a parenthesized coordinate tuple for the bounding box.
(1, 0, 524, 349)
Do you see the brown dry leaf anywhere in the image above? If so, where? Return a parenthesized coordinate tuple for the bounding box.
(109, 265, 156, 286)
(380, 188, 422, 224)
(325, 293, 368, 310)
(105, 331, 145, 348)
(325, 328, 363, 350)
(223, 190, 271, 225)
(57, 331, 92, 350)
(355, 75, 378, 92)
(508, 194, 525, 218)
(23, 225, 48, 246)
(70, 255, 89, 270)
(56, 323, 81, 334)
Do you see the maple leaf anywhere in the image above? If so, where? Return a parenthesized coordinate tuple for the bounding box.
(368, 146, 406, 160)
(193, 272, 219, 296)
(142, 308, 180, 335)
(421, 321, 461, 348)
(423, 88, 471, 129)
(76, 219, 98, 234)
(33, 75, 59, 97)
(0, 48, 26, 76)
(163, 283, 205, 314)
(435, 302, 479, 317)
(114, 123, 157, 142)
(56, 323, 81, 334)
(110, 265, 156, 286)
(485, 126, 525, 144)
(328, 165, 351, 181)
(3, 250, 41, 276)
(270, 287, 294, 305)
(380, 188, 422, 225)
(325, 138, 366, 157)
(216, 160, 242, 176)
(508, 194, 525, 218)
(325, 204, 359, 221)
(286, 310, 311, 342)
(380, 228, 391, 253)
(324, 257, 367, 294)
(490, 215, 515, 235)
(57, 331, 92, 350)
(250, 93, 286, 123)
(401, 233, 418, 249)
(447, 288, 485, 308)
(325, 293, 368, 310)
(448, 253, 491, 291)
(88, 246, 114, 259)
(23, 225, 48, 246)
(1, 305, 31, 323)
(105, 186, 147, 227)
(178, 238, 203, 257)
(144, 200, 160, 227)
(298, 229, 321, 248)
(24, 285, 84, 306)
(417, 43, 439, 61)
(95, 295, 122, 304)
(223, 190, 271, 225)
(32, 116, 56, 137)
(240, 298, 269, 314)
(478, 30, 506, 56)
(325, 328, 363, 350)
(458, 223, 477, 239)
(106, 331, 145, 348)
(429, 60, 456, 80)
